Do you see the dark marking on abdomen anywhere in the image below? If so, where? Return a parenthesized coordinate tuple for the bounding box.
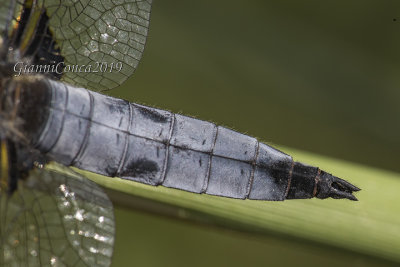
(121, 158, 160, 178)
(136, 105, 169, 123)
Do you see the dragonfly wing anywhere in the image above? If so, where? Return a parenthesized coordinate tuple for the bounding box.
(2, 0, 152, 91)
(44, 0, 153, 91)
(0, 163, 114, 267)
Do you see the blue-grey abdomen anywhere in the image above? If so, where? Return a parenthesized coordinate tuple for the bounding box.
(33, 80, 295, 200)
(29, 79, 358, 201)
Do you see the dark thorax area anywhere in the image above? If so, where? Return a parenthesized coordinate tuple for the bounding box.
(0, 1, 64, 80)
(0, 76, 51, 146)
(0, 76, 51, 194)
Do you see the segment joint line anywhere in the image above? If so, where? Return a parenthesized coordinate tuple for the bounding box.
(201, 124, 218, 193)
(159, 113, 175, 185)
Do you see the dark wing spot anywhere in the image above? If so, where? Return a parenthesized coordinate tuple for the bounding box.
(199, 158, 202, 167)
(241, 169, 244, 175)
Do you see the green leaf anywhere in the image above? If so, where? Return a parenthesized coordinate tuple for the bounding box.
(67, 147, 400, 263)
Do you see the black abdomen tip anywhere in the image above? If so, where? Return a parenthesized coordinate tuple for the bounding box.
(285, 162, 360, 201)
(316, 171, 360, 201)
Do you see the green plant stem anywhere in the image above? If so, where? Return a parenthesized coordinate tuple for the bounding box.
(63, 147, 400, 263)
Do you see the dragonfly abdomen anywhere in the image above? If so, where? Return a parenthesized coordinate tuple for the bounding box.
(14, 78, 358, 201)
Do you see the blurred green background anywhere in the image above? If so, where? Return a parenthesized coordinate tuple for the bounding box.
(106, 0, 400, 266)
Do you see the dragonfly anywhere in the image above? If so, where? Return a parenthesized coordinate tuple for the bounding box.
(0, 0, 360, 266)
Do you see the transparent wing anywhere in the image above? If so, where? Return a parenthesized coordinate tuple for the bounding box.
(1, 0, 152, 91)
(0, 163, 115, 267)
(44, 0, 152, 91)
